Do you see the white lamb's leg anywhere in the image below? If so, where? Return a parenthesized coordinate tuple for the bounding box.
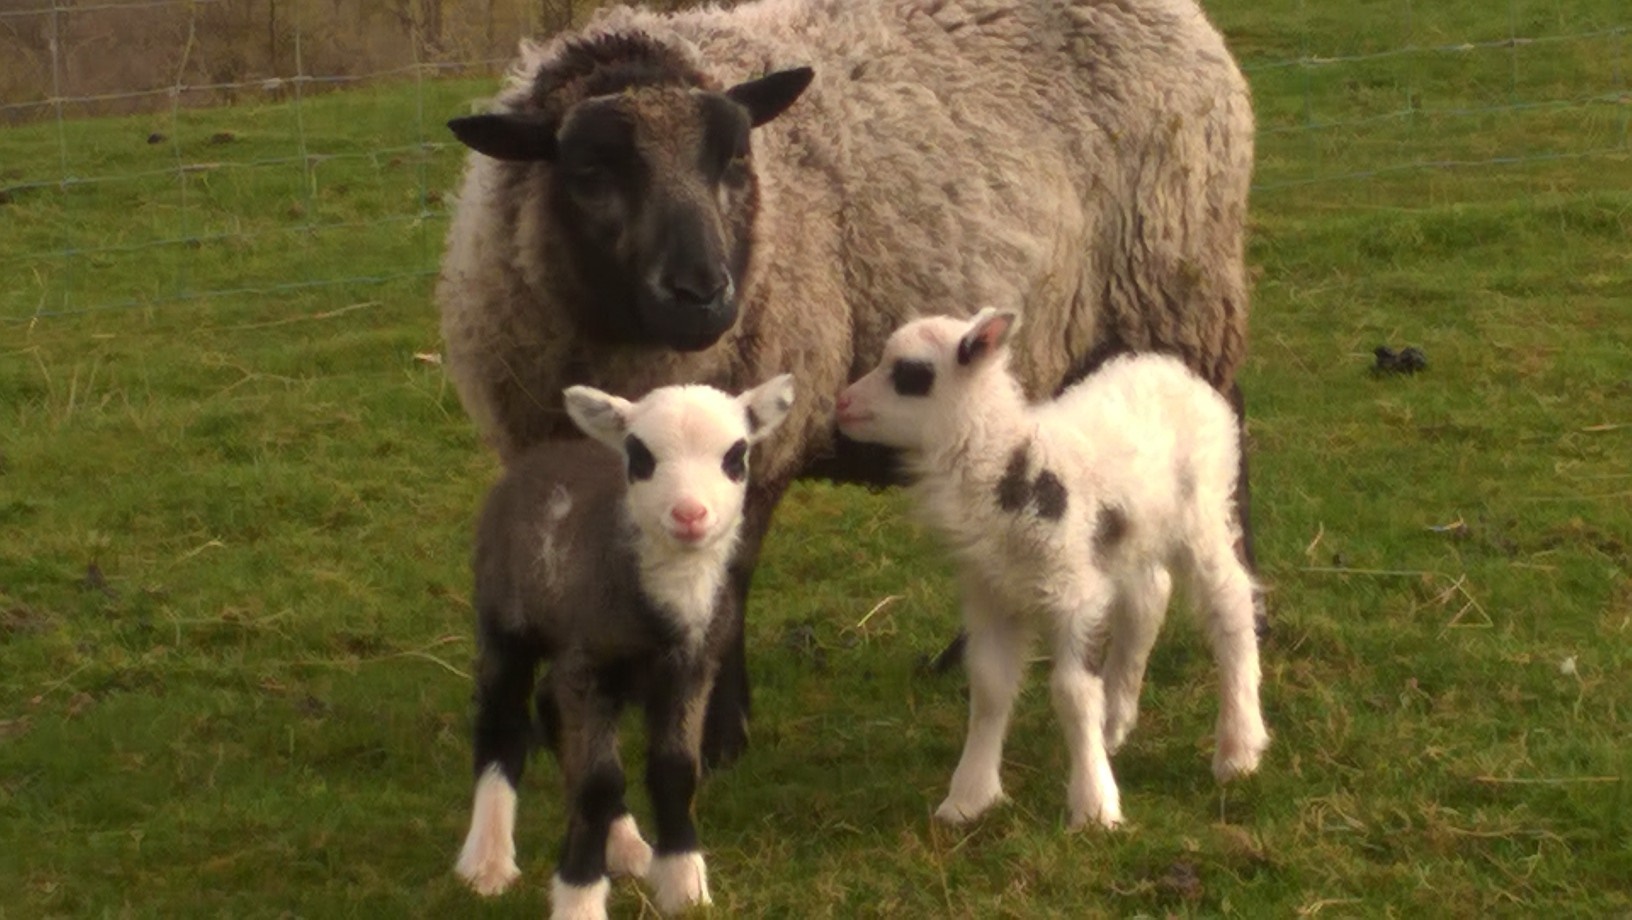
(456, 765, 521, 896)
(648, 852, 711, 916)
(605, 813, 653, 879)
(550, 875, 611, 920)
(1102, 566, 1172, 754)
(935, 585, 1027, 825)
(1188, 537, 1270, 781)
(1051, 582, 1122, 830)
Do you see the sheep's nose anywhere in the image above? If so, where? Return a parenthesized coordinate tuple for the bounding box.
(836, 393, 853, 414)
(670, 499, 708, 525)
(663, 269, 729, 309)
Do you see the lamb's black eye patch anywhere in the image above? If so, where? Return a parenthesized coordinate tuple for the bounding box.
(891, 359, 935, 397)
(722, 438, 749, 482)
(624, 434, 656, 482)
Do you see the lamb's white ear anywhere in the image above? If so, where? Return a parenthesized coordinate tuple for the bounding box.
(737, 374, 796, 443)
(563, 385, 633, 449)
(955, 308, 1018, 368)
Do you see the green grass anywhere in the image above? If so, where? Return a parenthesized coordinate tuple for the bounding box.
(3, 1, 1631, 916)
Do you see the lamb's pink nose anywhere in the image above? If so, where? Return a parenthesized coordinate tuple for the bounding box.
(670, 499, 707, 526)
(836, 392, 853, 414)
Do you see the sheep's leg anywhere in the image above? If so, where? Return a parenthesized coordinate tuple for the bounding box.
(700, 477, 787, 769)
(936, 587, 1026, 825)
(536, 670, 652, 879)
(456, 633, 537, 896)
(1102, 566, 1172, 755)
(1227, 381, 1269, 638)
(549, 666, 627, 920)
(1186, 541, 1270, 782)
(645, 654, 717, 915)
(1050, 584, 1122, 830)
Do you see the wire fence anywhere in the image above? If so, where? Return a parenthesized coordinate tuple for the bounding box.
(0, 0, 1627, 321)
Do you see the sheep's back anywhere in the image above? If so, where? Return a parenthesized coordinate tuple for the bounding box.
(473, 439, 651, 651)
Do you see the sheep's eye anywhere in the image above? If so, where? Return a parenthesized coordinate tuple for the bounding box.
(721, 439, 749, 482)
(569, 166, 614, 197)
(891, 359, 935, 397)
(624, 434, 656, 482)
(721, 152, 750, 189)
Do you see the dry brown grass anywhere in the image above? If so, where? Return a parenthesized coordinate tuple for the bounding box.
(0, 0, 703, 126)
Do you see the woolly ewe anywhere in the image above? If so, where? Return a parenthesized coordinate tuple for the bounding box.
(438, 0, 1260, 766)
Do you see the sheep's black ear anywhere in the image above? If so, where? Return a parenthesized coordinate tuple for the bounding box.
(447, 112, 558, 161)
(956, 309, 1019, 367)
(726, 67, 814, 128)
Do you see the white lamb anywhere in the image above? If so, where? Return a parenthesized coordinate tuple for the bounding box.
(835, 310, 1269, 829)
(454, 375, 795, 918)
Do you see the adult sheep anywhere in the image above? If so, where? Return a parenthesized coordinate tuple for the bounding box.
(437, 0, 1257, 769)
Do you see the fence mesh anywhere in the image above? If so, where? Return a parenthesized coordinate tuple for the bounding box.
(0, 0, 1627, 321)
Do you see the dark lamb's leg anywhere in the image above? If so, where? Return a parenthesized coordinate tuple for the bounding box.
(699, 477, 788, 768)
(456, 631, 538, 896)
(550, 666, 630, 915)
(645, 655, 716, 914)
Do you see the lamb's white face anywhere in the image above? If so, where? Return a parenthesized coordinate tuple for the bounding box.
(835, 309, 1016, 450)
(565, 376, 795, 551)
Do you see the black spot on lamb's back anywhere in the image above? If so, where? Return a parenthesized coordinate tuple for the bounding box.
(994, 442, 1069, 521)
(995, 443, 1032, 512)
(1032, 470, 1068, 521)
(1093, 504, 1130, 559)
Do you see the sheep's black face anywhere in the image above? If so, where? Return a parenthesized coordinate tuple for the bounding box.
(551, 91, 752, 352)
(447, 67, 814, 353)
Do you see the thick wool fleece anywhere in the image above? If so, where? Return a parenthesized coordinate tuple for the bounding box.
(437, 0, 1254, 483)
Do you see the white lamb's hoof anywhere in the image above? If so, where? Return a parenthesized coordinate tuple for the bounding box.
(1067, 797, 1123, 831)
(1104, 706, 1139, 755)
(550, 876, 610, 920)
(606, 814, 653, 879)
(934, 780, 1006, 825)
(1213, 720, 1271, 782)
(648, 851, 711, 915)
(455, 769, 520, 896)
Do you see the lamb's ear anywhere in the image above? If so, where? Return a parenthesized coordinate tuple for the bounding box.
(447, 112, 558, 161)
(738, 374, 796, 443)
(726, 67, 815, 128)
(563, 386, 633, 449)
(955, 309, 1019, 367)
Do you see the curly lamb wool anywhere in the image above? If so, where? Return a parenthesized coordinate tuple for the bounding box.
(437, 0, 1256, 762)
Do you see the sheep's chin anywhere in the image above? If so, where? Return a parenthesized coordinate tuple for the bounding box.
(645, 522, 725, 552)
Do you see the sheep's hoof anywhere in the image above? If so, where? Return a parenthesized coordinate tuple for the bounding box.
(606, 814, 653, 879)
(700, 710, 749, 771)
(549, 876, 610, 920)
(649, 852, 712, 915)
(1104, 707, 1139, 755)
(1067, 801, 1124, 831)
(456, 849, 520, 897)
(934, 786, 1006, 825)
(1212, 726, 1270, 782)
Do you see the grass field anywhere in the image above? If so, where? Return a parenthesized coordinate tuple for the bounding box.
(3, 0, 1630, 916)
